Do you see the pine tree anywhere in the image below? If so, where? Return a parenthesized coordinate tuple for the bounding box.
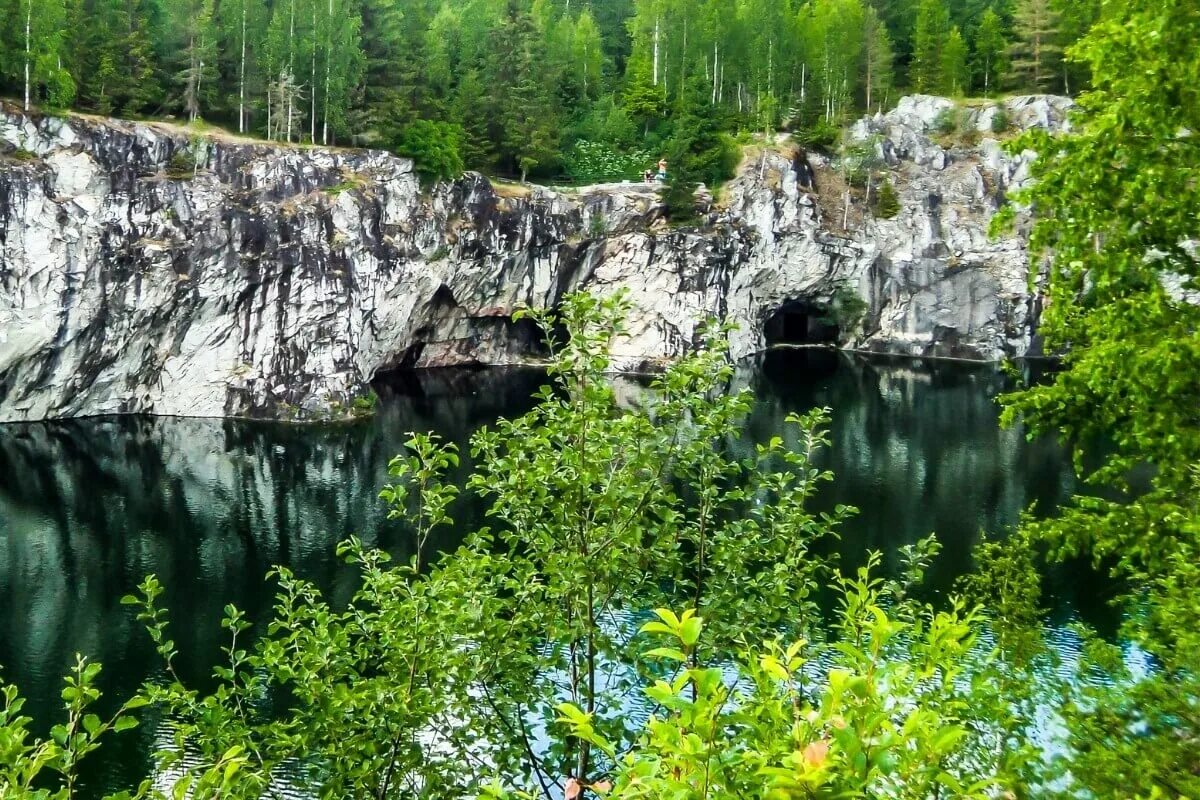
(972, 7, 1007, 96)
(868, 0, 918, 71)
(1009, 0, 1061, 92)
(497, 2, 559, 180)
(167, 0, 217, 121)
(422, 3, 459, 99)
(350, 0, 412, 143)
(69, 0, 123, 112)
(874, 178, 900, 218)
(910, 0, 949, 92)
(940, 25, 969, 96)
(452, 67, 496, 170)
(621, 62, 663, 136)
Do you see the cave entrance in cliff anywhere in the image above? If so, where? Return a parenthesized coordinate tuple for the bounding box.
(763, 300, 840, 346)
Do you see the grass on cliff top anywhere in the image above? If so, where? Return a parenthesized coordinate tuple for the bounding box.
(53, 104, 361, 151)
(491, 179, 536, 199)
(324, 171, 371, 195)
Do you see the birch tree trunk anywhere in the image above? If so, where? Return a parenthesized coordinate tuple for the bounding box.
(680, 17, 687, 94)
(286, 0, 295, 142)
(195, 53, 206, 121)
(652, 16, 662, 86)
(239, 1, 247, 132)
(187, 34, 197, 121)
(865, 44, 872, 112)
(767, 38, 773, 97)
(711, 43, 718, 104)
(310, 2, 317, 143)
(24, 0, 31, 111)
(322, 0, 331, 144)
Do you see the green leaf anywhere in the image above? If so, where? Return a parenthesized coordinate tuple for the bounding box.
(112, 717, 139, 733)
(644, 647, 688, 663)
(678, 617, 703, 647)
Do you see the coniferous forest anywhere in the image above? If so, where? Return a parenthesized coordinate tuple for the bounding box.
(1, 0, 1098, 181)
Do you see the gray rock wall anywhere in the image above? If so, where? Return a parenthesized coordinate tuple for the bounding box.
(0, 96, 1070, 421)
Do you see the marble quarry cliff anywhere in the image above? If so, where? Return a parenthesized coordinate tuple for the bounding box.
(0, 95, 1072, 421)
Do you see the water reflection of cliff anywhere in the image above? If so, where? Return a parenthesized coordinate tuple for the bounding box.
(0, 369, 545, 742)
(0, 356, 1087, 792)
(738, 350, 1077, 592)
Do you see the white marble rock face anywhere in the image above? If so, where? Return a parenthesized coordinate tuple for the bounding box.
(0, 96, 1071, 421)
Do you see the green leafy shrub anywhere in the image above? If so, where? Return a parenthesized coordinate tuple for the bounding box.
(563, 140, 655, 184)
(987, 1, 1200, 795)
(165, 150, 196, 178)
(324, 177, 365, 195)
(587, 210, 607, 237)
(351, 391, 378, 416)
(0, 657, 155, 799)
(396, 119, 465, 185)
(838, 139, 882, 188)
(820, 285, 869, 332)
(934, 106, 961, 134)
(554, 574, 1031, 800)
(990, 107, 1010, 134)
(793, 118, 841, 151)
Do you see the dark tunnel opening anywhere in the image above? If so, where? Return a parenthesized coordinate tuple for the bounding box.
(763, 300, 840, 347)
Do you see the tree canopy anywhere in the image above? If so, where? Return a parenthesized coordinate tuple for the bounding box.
(0, 0, 1105, 181)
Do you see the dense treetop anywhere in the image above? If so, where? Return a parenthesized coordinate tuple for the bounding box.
(1, 0, 1101, 182)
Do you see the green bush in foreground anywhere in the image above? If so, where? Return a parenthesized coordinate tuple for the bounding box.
(985, 0, 1200, 796)
(546, 580, 1020, 800)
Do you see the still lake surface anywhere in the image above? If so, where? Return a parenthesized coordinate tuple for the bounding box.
(0, 349, 1114, 795)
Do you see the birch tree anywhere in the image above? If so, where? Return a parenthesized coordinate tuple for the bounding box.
(217, 0, 265, 133)
(319, 0, 363, 144)
(572, 9, 602, 99)
(264, 0, 305, 140)
(862, 5, 893, 113)
(16, 0, 72, 110)
(972, 7, 1007, 97)
(803, 0, 864, 123)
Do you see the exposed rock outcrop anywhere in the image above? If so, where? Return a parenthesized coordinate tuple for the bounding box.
(0, 95, 1070, 421)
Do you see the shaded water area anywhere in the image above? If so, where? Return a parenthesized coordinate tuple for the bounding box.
(0, 350, 1114, 795)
